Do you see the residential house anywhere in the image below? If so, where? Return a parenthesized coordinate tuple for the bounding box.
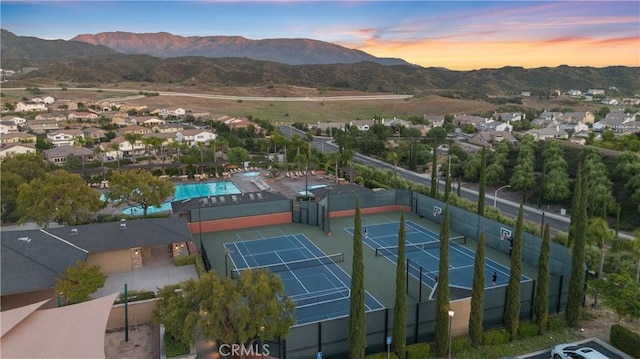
(82, 127, 108, 142)
(559, 122, 589, 134)
(600, 98, 619, 106)
(154, 108, 186, 118)
(0, 120, 19, 134)
(453, 115, 488, 128)
(521, 91, 531, 97)
(428, 115, 445, 128)
(621, 98, 640, 106)
(593, 111, 637, 132)
(67, 111, 99, 122)
(35, 112, 66, 122)
(222, 117, 255, 130)
(478, 121, 512, 132)
(531, 118, 554, 128)
(42, 145, 94, 165)
(587, 89, 605, 96)
(619, 121, 640, 135)
(142, 132, 175, 155)
(539, 111, 563, 121)
(349, 119, 375, 131)
(102, 136, 146, 158)
(46, 129, 85, 147)
(153, 123, 184, 133)
(176, 129, 217, 146)
(560, 111, 595, 124)
(468, 131, 517, 149)
(15, 101, 47, 112)
(31, 96, 55, 104)
(493, 112, 524, 122)
(1, 116, 28, 126)
(526, 126, 569, 140)
(119, 125, 152, 136)
(0, 143, 36, 159)
(567, 90, 582, 98)
(1, 132, 37, 145)
(134, 116, 165, 127)
(23, 119, 60, 134)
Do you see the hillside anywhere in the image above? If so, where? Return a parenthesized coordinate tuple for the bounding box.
(71, 31, 410, 66)
(2, 29, 639, 96)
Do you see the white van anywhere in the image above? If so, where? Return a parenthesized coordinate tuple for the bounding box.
(550, 344, 610, 359)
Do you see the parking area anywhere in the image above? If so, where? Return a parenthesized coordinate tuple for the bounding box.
(519, 338, 633, 359)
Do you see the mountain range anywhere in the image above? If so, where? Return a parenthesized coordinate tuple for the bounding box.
(2, 29, 639, 96)
(70, 31, 410, 66)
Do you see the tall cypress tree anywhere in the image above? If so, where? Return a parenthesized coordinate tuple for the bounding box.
(469, 232, 486, 346)
(349, 197, 366, 358)
(444, 166, 452, 203)
(534, 223, 551, 334)
(478, 147, 487, 216)
(393, 212, 407, 359)
(505, 204, 524, 341)
(566, 166, 588, 327)
(434, 204, 451, 357)
(567, 164, 584, 249)
(431, 142, 438, 198)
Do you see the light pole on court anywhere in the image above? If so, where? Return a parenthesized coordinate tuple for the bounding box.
(493, 185, 511, 208)
(448, 310, 455, 359)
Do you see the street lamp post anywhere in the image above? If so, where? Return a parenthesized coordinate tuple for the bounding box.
(448, 310, 455, 359)
(493, 185, 512, 208)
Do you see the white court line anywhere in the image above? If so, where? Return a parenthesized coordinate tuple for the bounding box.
(275, 251, 310, 294)
(298, 233, 385, 311)
(225, 242, 249, 269)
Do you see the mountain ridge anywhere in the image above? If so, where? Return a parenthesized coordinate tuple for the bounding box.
(70, 31, 411, 66)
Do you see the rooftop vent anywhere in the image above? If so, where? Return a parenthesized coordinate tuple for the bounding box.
(70, 228, 78, 235)
(18, 237, 31, 243)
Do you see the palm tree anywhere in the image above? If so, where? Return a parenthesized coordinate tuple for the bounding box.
(109, 142, 121, 169)
(73, 135, 88, 169)
(386, 151, 400, 188)
(124, 133, 143, 164)
(93, 145, 106, 180)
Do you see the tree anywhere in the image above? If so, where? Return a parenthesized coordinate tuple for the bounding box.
(155, 270, 295, 354)
(16, 169, 104, 226)
(469, 232, 486, 346)
(386, 151, 400, 188)
(478, 147, 487, 216)
(430, 142, 438, 198)
(505, 204, 524, 341)
(542, 141, 571, 203)
(124, 133, 143, 163)
(434, 204, 451, 357)
(566, 165, 588, 327)
(227, 146, 250, 165)
(106, 170, 174, 216)
(349, 197, 366, 358)
(55, 260, 107, 305)
(586, 218, 615, 308)
(592, 272, 640, 321)
(1, 153, 52, 222)
(534, 224, 551, 333)
(393, 211, 407, 359)
(509, 137, 536, 202)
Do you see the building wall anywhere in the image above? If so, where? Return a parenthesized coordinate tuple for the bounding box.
(188, 212, 292, 233)
(87, 249, 133, 274)
(107, 299, 157, 329)
(0, 288, 57, 311)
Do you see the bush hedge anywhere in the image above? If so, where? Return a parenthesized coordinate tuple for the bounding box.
(546, 315, 565, 331)
(451, 336, 472, 353)
(164, 331, 190, 358)
(610, 324, 640, 358)
(174, 255, 197, 266)
(114, 289, 155, 304)
(482, 328, 510, 345)
(364, 342, 429, 359)
(517, 321, 540, 339)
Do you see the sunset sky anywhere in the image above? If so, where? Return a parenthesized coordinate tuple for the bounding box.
(2, 1, 638, 70)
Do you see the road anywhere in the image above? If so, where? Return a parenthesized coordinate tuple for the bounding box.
(279, 125, 634, 239)
(2, 87, 413, 102)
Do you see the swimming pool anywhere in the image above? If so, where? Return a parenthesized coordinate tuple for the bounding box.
(122, 181, 241, 215)
(242, 171, 261, 177)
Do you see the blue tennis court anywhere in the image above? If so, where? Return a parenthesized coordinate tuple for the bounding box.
(346, 221, 530, 291)
(225, 234, 384, 325)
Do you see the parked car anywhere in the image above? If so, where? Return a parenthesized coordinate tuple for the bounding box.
(551, 344, 609, 359)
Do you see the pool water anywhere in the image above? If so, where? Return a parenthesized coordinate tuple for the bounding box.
(242, 171, 261, 177)
(121, 181, 241, 215)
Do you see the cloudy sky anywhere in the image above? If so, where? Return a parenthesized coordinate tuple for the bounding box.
(2, 1, 638, 70)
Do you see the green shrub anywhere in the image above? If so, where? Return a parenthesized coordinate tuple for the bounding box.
(547, 315, 566, 331)
(518, 321, 540, 339)
(115, 290, 155, 304)
(164, 331, 190, 358)
(451, 335, 471, 353)
(610, 324, 640, 359)
(195, 255, 206, 276)
(365, 351, 397, 359)
(406, 342, 430, 359)
(174, 255, 197, 266)
(482, 328, 510, 345)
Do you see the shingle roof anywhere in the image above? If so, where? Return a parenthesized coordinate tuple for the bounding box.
(1, 217, 192, 296)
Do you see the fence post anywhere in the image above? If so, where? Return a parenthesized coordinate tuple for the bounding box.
(415, 302, 420, 343)
(384, 308, 389, 348)
(556, 275, 564, 313)
(530, 279, 537, 320)
(318, 321, 322, 353)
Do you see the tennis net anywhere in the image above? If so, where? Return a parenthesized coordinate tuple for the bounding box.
(375, 235, 466, 257)
(231, 253, 344, 279)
